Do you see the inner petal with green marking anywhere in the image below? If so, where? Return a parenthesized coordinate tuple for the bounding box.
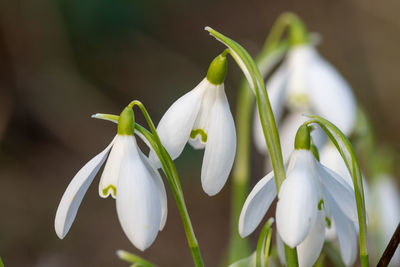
(189, 129, 208, 150)
(102, 184, 117, 198)
(317, 199, 324, 210)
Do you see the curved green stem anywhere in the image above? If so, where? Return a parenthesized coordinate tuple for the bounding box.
(304, 115, 369, 267)
(263, 12, 300, 52)
(228, 45, 287, 263)
(131, 101, 204, 267)
(206, 27, 298, 266)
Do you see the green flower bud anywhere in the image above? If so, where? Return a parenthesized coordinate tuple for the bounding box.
(206, 54, 228, 85)
(117, 107, 135, 135)
(294, 124, 311, 150)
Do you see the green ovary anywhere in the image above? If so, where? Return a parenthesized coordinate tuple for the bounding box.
(288, 93, 309, 108)
(102, 185, 117, 197)
(190, 129, 207, 143)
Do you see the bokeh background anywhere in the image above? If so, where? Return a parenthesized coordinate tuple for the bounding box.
(0, 0, 399, 266)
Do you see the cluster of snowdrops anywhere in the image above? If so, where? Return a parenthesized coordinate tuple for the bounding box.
(54, 13, 399, 267)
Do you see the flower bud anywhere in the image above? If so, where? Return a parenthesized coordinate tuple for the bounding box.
(206, 54, 228, 85)
(117, 107, 135, 135)
(294, 124, 311, 150)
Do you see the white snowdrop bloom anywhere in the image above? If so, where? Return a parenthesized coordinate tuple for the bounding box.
(150, 54, 236, 196)
(239, 126, 358, 266)
(55, 107, 167, 251)
(253, 44, 357, 160)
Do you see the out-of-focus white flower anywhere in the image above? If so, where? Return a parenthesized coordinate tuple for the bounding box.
(150, 55, 236, 196)
(370, 175, 400, 266)
(55, 107, 167, 251)
(239, 146, 358, 266)
(254, 44, 357, 162)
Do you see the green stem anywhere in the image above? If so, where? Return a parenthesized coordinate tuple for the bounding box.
(131, 101, 204, 267)
(263, 12, 300, 53)
(228, 45, 287, 263)
(304, 116, 369, 267)
(206, 27, 298, 266)
(228, 79, 254, 263)
(284, 245, 299, 266)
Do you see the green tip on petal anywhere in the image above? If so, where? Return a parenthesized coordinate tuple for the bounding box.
(289, 18, 308, 46)
(310, 144, 320, 161)
(117, 107, 135, 135)
(294, 125, 311, 150)
(206, 53, 228, 85)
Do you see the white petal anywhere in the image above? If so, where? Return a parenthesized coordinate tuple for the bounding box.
(238, 171, 277, 237)
(325, 192, 357, 266)
(319, 143, 353, 188)
(286, 46, 313, 110)
(139, 150, 168, 230)
(150, 78, 206, 162)
(318, 163, 358, 222)
(116, 136, 161, 251)
(297, 210, 326, 267)
(54, 137, 116, 239)
(98, 135, 126, 198)
(201, 86, 236, 196)
(307, 50, 357, 135)
(276, 150, 319, 247)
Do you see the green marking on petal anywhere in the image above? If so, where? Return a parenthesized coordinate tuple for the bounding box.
(288, 93, 310, 108)
(325, 216, 331, 228)
(190, 129, 207, 143)
(317, 199, 324, 210)
(102, 185, 117, 197)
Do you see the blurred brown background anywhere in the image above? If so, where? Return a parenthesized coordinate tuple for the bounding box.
(0, 0, 399, 266)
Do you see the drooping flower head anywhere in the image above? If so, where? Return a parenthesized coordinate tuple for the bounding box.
(239, 125, 359, 266)
(55, 106, 167, 251)
(150, 53, 236, 196)
(254, 24, 357, 162)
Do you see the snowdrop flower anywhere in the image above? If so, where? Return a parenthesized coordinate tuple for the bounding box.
(150, 54, 236, 196)
(239, 125, 358, 266)
(254, 42, 357, 162)
(55, 107, 167, 251)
